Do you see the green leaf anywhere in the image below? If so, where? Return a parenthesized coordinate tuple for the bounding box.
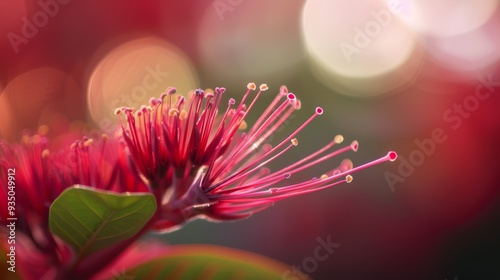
(49, 185, 156, 257)
(114, 244, 293, 280)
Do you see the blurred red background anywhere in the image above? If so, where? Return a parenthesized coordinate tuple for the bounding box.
(1, 0, 500, 279)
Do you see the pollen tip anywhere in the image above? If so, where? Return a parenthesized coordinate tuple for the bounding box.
(351, 141, 359, 152)
(291, 138, 298, 146)
(334, 135, 344, 144)
(287, 93, 296, 100)
(315, 107, 324, 115)
(247, 83, 256, 90)
(167, 87, 176, 94)
(346, 175, 353, 183)
(280, 85, 288, 94)
(341, 159, 353, 171)
(239, 120, 248, 130)
(149, 97, 157, 106)
(179, 110, 188, 120)
(38, 125, 49, 135)
(168, 108, 179, 117)
(388, 151, 398, 162)
(101, 134, 109, 141)
(195, 89, 204, 96)
(294, 99, 302, 110)
(41, 149, 50, 158)
(84, 139, 94, 147)
(283, 173, 291, 179)
(114, 108, 122, 115)
(259, 84, 268, 91)
(21, 135, 30, 145)
(320, 174, 328, 180)
(228, 98, 236, 105)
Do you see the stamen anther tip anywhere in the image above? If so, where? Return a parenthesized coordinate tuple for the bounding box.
(259, 84, 268, 91)
(334, 135, 344, 144)
(41, 149, 50, 158)
(388, 151, 398, 161)
(346, 175, 353, 183)
(291, 138, 298, 146)
(351, 141, 359, 152)
(247, 83, 256, 90)
(315, 107, 324, 115)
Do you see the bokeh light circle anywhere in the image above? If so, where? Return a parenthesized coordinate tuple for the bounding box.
(87, 37, 199, 133)
(301, 0, 418, 97)
(394, 0, 499, 38)
(0, 67, 80, 140)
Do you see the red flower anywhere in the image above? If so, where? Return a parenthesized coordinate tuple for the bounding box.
(0, 129, 146, 279)
(117, 84, 397, 231)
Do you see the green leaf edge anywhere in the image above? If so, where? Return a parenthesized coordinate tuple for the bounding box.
(48, 185, 156, 257)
